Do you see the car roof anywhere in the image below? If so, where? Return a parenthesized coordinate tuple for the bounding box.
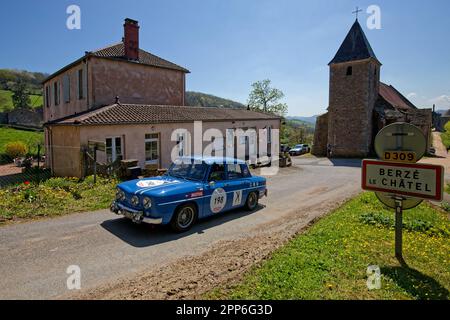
(177, 156, 247, 165)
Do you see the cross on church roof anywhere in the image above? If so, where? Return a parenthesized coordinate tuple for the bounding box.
(352, 6, 363, 20)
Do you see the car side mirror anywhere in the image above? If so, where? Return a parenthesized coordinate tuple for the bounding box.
(208, 181, 215, 187)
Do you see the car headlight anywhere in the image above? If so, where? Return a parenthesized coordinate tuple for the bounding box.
(143, 197, 152, 209)
(116, 188, 125, 201)
(131, 195, 140, 206)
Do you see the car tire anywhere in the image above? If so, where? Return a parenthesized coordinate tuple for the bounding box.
(170, 203, 197, 233)
(245, 191, 259, 211)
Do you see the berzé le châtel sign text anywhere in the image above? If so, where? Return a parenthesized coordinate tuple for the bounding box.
(362, 160, 444, 201)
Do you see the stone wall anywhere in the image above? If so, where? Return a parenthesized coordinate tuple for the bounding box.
(375, 107, 433, 151)
(312, 113, 328, 156)
(7, 107, 43, 128)
(0, 112, 8, 124)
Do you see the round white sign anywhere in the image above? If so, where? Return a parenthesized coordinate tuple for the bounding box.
(210, 188, 227, 213)
(374, 122, 427, 161)
(136, 180, 165, 188)
(375, 192, 423, 210)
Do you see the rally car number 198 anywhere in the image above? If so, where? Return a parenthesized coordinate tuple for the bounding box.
(111, 157, 268, 232)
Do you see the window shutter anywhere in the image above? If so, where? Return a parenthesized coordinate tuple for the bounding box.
(82, 65, 88, 99)
(63, 74, 70, 103)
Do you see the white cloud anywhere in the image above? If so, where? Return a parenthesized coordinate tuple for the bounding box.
(406, 92, 417, 99)
(429, 95, 450, 107)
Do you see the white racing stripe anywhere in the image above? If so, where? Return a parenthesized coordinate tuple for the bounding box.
(134, 180, 182, 195)
(157, 186, 263, 206)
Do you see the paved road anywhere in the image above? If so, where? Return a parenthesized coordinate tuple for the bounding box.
(0, 158, 361, 299)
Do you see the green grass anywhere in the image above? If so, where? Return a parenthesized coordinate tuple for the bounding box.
(207, 193, 450, 300)
(0, 89, 43, 112)
(0, 176, 118, 222)
(0, 126, 44, 162)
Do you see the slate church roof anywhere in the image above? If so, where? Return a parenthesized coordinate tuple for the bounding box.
(329, 20, 380, 65)
(378, 83, 417, 111)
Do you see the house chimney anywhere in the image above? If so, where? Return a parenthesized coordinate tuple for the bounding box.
(123, 18, 139, 61)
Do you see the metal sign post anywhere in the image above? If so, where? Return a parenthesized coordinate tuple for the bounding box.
(93, 145, 97, 184)
(362, 122, 444, 261)
(394, 197, 403, 260)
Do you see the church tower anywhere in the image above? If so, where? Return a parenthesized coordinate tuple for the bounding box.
(327, 19, 381, 157)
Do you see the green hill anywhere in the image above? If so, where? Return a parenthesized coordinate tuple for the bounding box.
(0, 69, 47, 93)
(186, 91, 245, 108)
(0, 89, 43, 112)
(0, 69, 47, 112)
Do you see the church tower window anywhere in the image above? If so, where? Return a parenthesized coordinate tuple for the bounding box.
(346, 66, 353, 76)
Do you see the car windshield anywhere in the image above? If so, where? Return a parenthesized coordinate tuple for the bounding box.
(295, 145, 303, 148)
(167, 160, 208, 181)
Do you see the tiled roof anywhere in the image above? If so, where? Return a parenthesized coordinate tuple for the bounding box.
(43, 42, 189, 83)
(379, 82, 417, 111)
(329, 20, 379, 65)
(91, 42, 189, 73)
(47, 104, 280, 126)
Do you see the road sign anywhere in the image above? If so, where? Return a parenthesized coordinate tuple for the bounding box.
(362, 159, 444, 201)
(374, 122, 427, 162)
(367, 122, 441, 261)
(382, 150, 416, 163)
(375, 192, 422, 210)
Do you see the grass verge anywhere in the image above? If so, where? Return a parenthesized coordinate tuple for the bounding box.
(0, 175, 118, 223)
(0, 126, 44, 163)
(207, 192, 449, 300)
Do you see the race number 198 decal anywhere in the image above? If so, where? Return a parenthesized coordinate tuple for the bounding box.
(210, 188, 227, 213)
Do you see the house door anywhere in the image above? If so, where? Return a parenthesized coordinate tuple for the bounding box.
(145, 133, 160, 166)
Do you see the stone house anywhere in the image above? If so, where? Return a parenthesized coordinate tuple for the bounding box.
(312, 20, 432, 157)
(43, 18, 280, 177)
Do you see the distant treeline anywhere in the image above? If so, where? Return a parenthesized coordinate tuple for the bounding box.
(0, 69, 48, 94)
(185, 91, 245, 109)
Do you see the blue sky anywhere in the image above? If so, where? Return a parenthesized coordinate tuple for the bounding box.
(1, 0, 449, 116)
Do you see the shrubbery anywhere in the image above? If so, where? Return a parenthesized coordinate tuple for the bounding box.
(4, 141, 28, 158)
(0, 175, 118, 221)
(441, 122, 450, 149)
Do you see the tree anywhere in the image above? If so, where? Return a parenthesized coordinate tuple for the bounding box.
(11, 80, 30, 109)
(247, 79, 288, 116)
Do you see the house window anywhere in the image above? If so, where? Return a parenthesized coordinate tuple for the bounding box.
(63, 74, 70, 103)
(176, 132, 187, 157)
(227, 164, 243, 180)
(45, 86, 50, 108)
(226, 128, 234, 157)
(145, 133, 159, 164)
(53, 81, 60, 106)
(346, 66, 353, 76)
(78, 69, 84, 99)
(106, 137, 123, 163)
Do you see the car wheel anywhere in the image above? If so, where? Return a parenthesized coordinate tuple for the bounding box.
(245, 191, 259, 211)
(170, 203, 197, 232)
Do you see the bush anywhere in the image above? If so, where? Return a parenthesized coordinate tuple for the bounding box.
(4, 141, 28, 159)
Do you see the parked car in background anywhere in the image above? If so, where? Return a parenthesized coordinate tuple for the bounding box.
(111, 157, 268, 232)
(280, 144, 291, 153)
(302, 144, 311, 153)
(289, 144, 311, 156)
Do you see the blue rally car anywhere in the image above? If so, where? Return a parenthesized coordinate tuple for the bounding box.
(111, 157, 267, 232)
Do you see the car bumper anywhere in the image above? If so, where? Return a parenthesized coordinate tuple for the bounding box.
(259, 189, 268, 199)
(110, 201, 163, 225)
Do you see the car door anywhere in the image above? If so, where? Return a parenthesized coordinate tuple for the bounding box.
(203, 163, 228, 217)
(224, 163, 247, 210)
